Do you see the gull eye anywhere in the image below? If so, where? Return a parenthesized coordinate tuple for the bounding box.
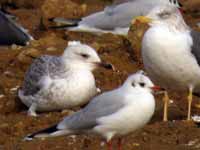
(158, 12, 170, 19)
(80, 53, 89, 59)
(132, 82, 135, 87)
(139, 82, 145, 87)
(178, 2, 183, 7)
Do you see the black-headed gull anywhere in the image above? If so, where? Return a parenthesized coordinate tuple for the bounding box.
(24, 71, 161, 150)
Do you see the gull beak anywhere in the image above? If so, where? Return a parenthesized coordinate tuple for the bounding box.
(150, 86, 164, 91)
(132, 16, 153, 24)
(178, 8, 186, 14)
(96, 62, 115, 70)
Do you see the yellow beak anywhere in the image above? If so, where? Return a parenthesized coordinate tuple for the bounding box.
(131, 16, 153, 24)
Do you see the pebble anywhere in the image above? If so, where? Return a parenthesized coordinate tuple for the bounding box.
(17, 48, 41, 63)
(0, 95, 5, 99)
(46, 47, 57, 51)
(10, 86, 20, 93)
(187, 139, 199, 146)
(197, 22, 200, 28)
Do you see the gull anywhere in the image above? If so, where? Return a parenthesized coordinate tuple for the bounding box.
(134, 5, 200, 121)
(18, 41, 112, 116)
(50, 0, 182, 35)
(0, 10, 33, 46)
(24, 71, 161, 150)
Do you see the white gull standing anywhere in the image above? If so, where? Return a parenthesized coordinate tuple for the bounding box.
(24, 71, 161, 150)
(18, 41, 112, 116)
(50, 0, 182, 35)
(135, 5, 200, 121)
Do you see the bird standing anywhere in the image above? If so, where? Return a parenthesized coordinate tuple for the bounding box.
(24, 71, 161, 150)
(18, 41, 112, 116)
(135, 5, 200, 121)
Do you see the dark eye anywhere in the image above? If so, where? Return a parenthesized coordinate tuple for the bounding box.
(80, 53, 89, 59)
(132, 82, 135, 87)
(158, 12, 170, 19)
(139, 82, 145, 87)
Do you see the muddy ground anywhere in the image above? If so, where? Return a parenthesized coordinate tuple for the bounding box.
(0, 0, 200, 150)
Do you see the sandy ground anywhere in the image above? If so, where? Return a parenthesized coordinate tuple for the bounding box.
(0, 0, 200, 150)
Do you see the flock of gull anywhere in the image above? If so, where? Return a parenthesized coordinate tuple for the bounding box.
(1, 0, 200, 149)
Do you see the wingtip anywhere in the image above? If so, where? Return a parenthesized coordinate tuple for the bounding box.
(23, 134, 34, 141)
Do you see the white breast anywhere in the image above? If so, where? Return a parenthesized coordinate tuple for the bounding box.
(142, 26, 200, 91)
(35, 70, 97, 111)
(94, 91, 155, 141)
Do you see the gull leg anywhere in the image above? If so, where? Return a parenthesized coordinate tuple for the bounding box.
(187, 87, 193, 121)
(106, 140, 112, 150)
(163, 91, 169, 122)
(117, 138, 122, 150)
(28, 103, 38, 117)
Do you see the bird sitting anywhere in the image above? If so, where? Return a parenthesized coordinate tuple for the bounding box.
(18, 41, 112, 116)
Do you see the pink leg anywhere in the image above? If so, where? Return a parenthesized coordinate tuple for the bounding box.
(117, 138, 122, 150)
(106, 140, 112, 150)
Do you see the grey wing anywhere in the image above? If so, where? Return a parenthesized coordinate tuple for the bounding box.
(0, 11, 32, 46)
(22, 55, 62, 96)
(58, 90, 125, 131)
(190, 30, 200, 66)
(81, 0, 158, 29)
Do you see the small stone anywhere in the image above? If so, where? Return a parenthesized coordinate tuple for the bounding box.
(0, 123, 9, 129)
(81, 4, 87, 14)
(10, 86, 20, 93)
(30, 40, 40, 47)
(132, 143, 140, 147)
(17, 48, 41, 63)
(61, 109, 75, 115)
(11, 44, 18, 50)
(0, 95, 4, 98)
(187, 139, 199, 146)
(46, 47, 57, 51)
(197, 22, 200, 28)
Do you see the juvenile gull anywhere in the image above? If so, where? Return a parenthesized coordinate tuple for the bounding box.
(0, 11, 33, 46)
(135, 5, 200, 121)
(18, 41, 112, 116)
(24, 71, 161, 150)
(50, 0, 181, 35)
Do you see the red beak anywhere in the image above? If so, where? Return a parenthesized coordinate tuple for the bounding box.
(151, 86, 163, 91)
(178, 8, 186, 14)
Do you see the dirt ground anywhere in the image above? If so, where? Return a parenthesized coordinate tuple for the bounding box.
(0, 0, 200, 150)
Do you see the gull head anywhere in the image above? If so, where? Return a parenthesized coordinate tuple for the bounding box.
(123, 70, 162, 93)
(133, 5, 188, 32)
(62, 41, 113, 71)
(168, 0, 182, 8)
